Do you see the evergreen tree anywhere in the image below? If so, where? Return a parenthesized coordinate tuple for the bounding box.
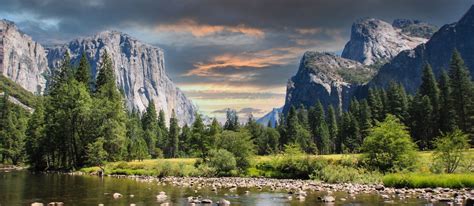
(309, 102, 330, 154)
(438, 70, 457, 133)
(126, 110, 146, 161)
(167, 110, 180, 158)
(368, 88, 384, 122)
(179, 124, 192, 156)
(25, 98, 46, 169)
(191, 113, 208, 159)
(419, 64, 440, 115)
(326, 105, 338, 153)
(409, 94, 434, 150)
(156, 109, 168, 150)
(224, 109, 239, 131)
(75, 52, 92, 91)
(93, 52, 128, 161)
(448, 50, 474, 133)
(358, 99, 372, 140)
(386, 82, 409, 122)
(338, 111, 361, 153)
(142, 102, 158, 157)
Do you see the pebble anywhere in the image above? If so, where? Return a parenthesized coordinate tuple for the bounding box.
(31, 203, 44, 206)
(113, 193, 122, 199)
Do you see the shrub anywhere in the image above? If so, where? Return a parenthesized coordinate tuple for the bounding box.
(311, 164, 382, 184)
(432, 129, 470, 173)
(362, 115, 418, 172)
(207, 149, 237, 176)
(216, 130, 255, 170)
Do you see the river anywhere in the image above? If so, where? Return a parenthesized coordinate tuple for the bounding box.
(0, 171, 449, 205)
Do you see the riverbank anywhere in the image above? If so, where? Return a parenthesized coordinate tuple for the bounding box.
(80, 150, 474, 189)
(0, 164, 26, 171)
(77, 173, 474, 205)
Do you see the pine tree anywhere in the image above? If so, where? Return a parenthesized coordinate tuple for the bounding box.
(409, 94, 434, 150)
(191, 113, 208, 159)
(338, 111, 361, 153)
(224, 109, 239, 131)
(309, 102, 330, 154)
(448, 50, 474, 133)
(419, 64, 440, 114)
(179, 124, 192, 156)
(327, 105, 338, 153)
(75, 52, 92, 91)
(387, 82, 409, 122)
(142, 102, 158, 157)
(438, 70, 457, 133)
(368, 88, 384, 122)
(25, 98, 46, 169)
(156, 109, 168, 151)
(126, 110, 147, 161)
(93, 52, 127, 161)
(167, 110, 180, 158)
(358, 99, 372, 140)
(208, 117, 222, 150)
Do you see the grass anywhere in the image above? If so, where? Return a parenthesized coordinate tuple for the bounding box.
(80, 150, 474, 188)
(0, 74, 37, 108)
(383, 173, 474, 189)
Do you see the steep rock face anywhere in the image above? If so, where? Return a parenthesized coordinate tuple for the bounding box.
(0, 20, 49, 94)
(369, 5, 474, 93)
(341, 18, 428, 65)
(256, 108, 281, 127)
(283, 52, 375, 114)
(47, 31, 197, 125)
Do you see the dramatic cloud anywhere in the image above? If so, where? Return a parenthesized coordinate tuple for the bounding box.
(0, 0, 470, 121)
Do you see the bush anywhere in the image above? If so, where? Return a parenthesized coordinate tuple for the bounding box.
(432, 129, 470, 173)
(311, 164, 382, 184)
(383, 173, 474, 188)
(207, 149, 237, 176)
(362, 115, 418, 172)
(217, 130, 255, 170)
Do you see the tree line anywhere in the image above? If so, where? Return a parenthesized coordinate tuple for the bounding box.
(0, 49, 472, 172)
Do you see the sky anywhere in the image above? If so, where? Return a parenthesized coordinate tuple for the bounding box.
(0, 0, 471, 121)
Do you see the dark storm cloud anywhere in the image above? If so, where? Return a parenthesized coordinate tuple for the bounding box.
(1, 0, 470, 43)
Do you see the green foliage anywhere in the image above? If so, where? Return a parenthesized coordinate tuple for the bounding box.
(448, 49, 474, 135)
(207, 149, 237, 176)
(383, 173, 474, 189)
(223, 109, 239, 131)
(167, 110, 180, 158)
(311, 164, 382, 184)
(0, 74, 37, 107)
(362, 115, 418, 172)
(85, 137, 108, 168)
(216, 130, 255, 170)
(432, 129, 470, 173)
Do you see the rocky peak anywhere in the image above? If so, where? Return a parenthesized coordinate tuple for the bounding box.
(283, 51, 375, 113)
(392, 19, 438, 39)
(47, 30, 197, 125)
(256, 107, 281, 127)
(0, 19, 49, 94)
(341, 18, 428, 65)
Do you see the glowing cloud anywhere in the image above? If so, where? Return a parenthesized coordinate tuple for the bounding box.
(154, 19, 265, 38)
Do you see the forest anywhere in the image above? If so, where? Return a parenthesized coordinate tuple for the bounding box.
(0, 50, 472, 176)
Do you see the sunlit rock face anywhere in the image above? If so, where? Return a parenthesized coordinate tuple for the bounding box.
(0, 20, 49, 95)
(342, 18, 429, 65)
(257, 107, 282, 127)
(369, 5, 474, 93)
(283, 52, 375, 113)
(47, 31, 197, 125)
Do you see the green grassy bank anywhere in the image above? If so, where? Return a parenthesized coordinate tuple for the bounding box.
(81, 150, 474, 188)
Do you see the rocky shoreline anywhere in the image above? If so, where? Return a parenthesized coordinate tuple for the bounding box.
(92, 174, 473, 205)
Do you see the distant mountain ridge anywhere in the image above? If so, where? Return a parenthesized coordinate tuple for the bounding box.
(0, 22, 198, 125)
(261, 6, 474, 124)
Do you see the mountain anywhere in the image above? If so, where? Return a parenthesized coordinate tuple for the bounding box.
(392, 19, 438, 39)
(256, 108, 282, 127)
(47, 31, 197, 125)
(0, 20, 49, 95)
(341, 18, 429, 65)
(282, 52, 375, 114)
(369, 5, 474, 93)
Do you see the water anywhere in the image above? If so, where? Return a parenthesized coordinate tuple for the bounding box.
(0, 171, 440, 205)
